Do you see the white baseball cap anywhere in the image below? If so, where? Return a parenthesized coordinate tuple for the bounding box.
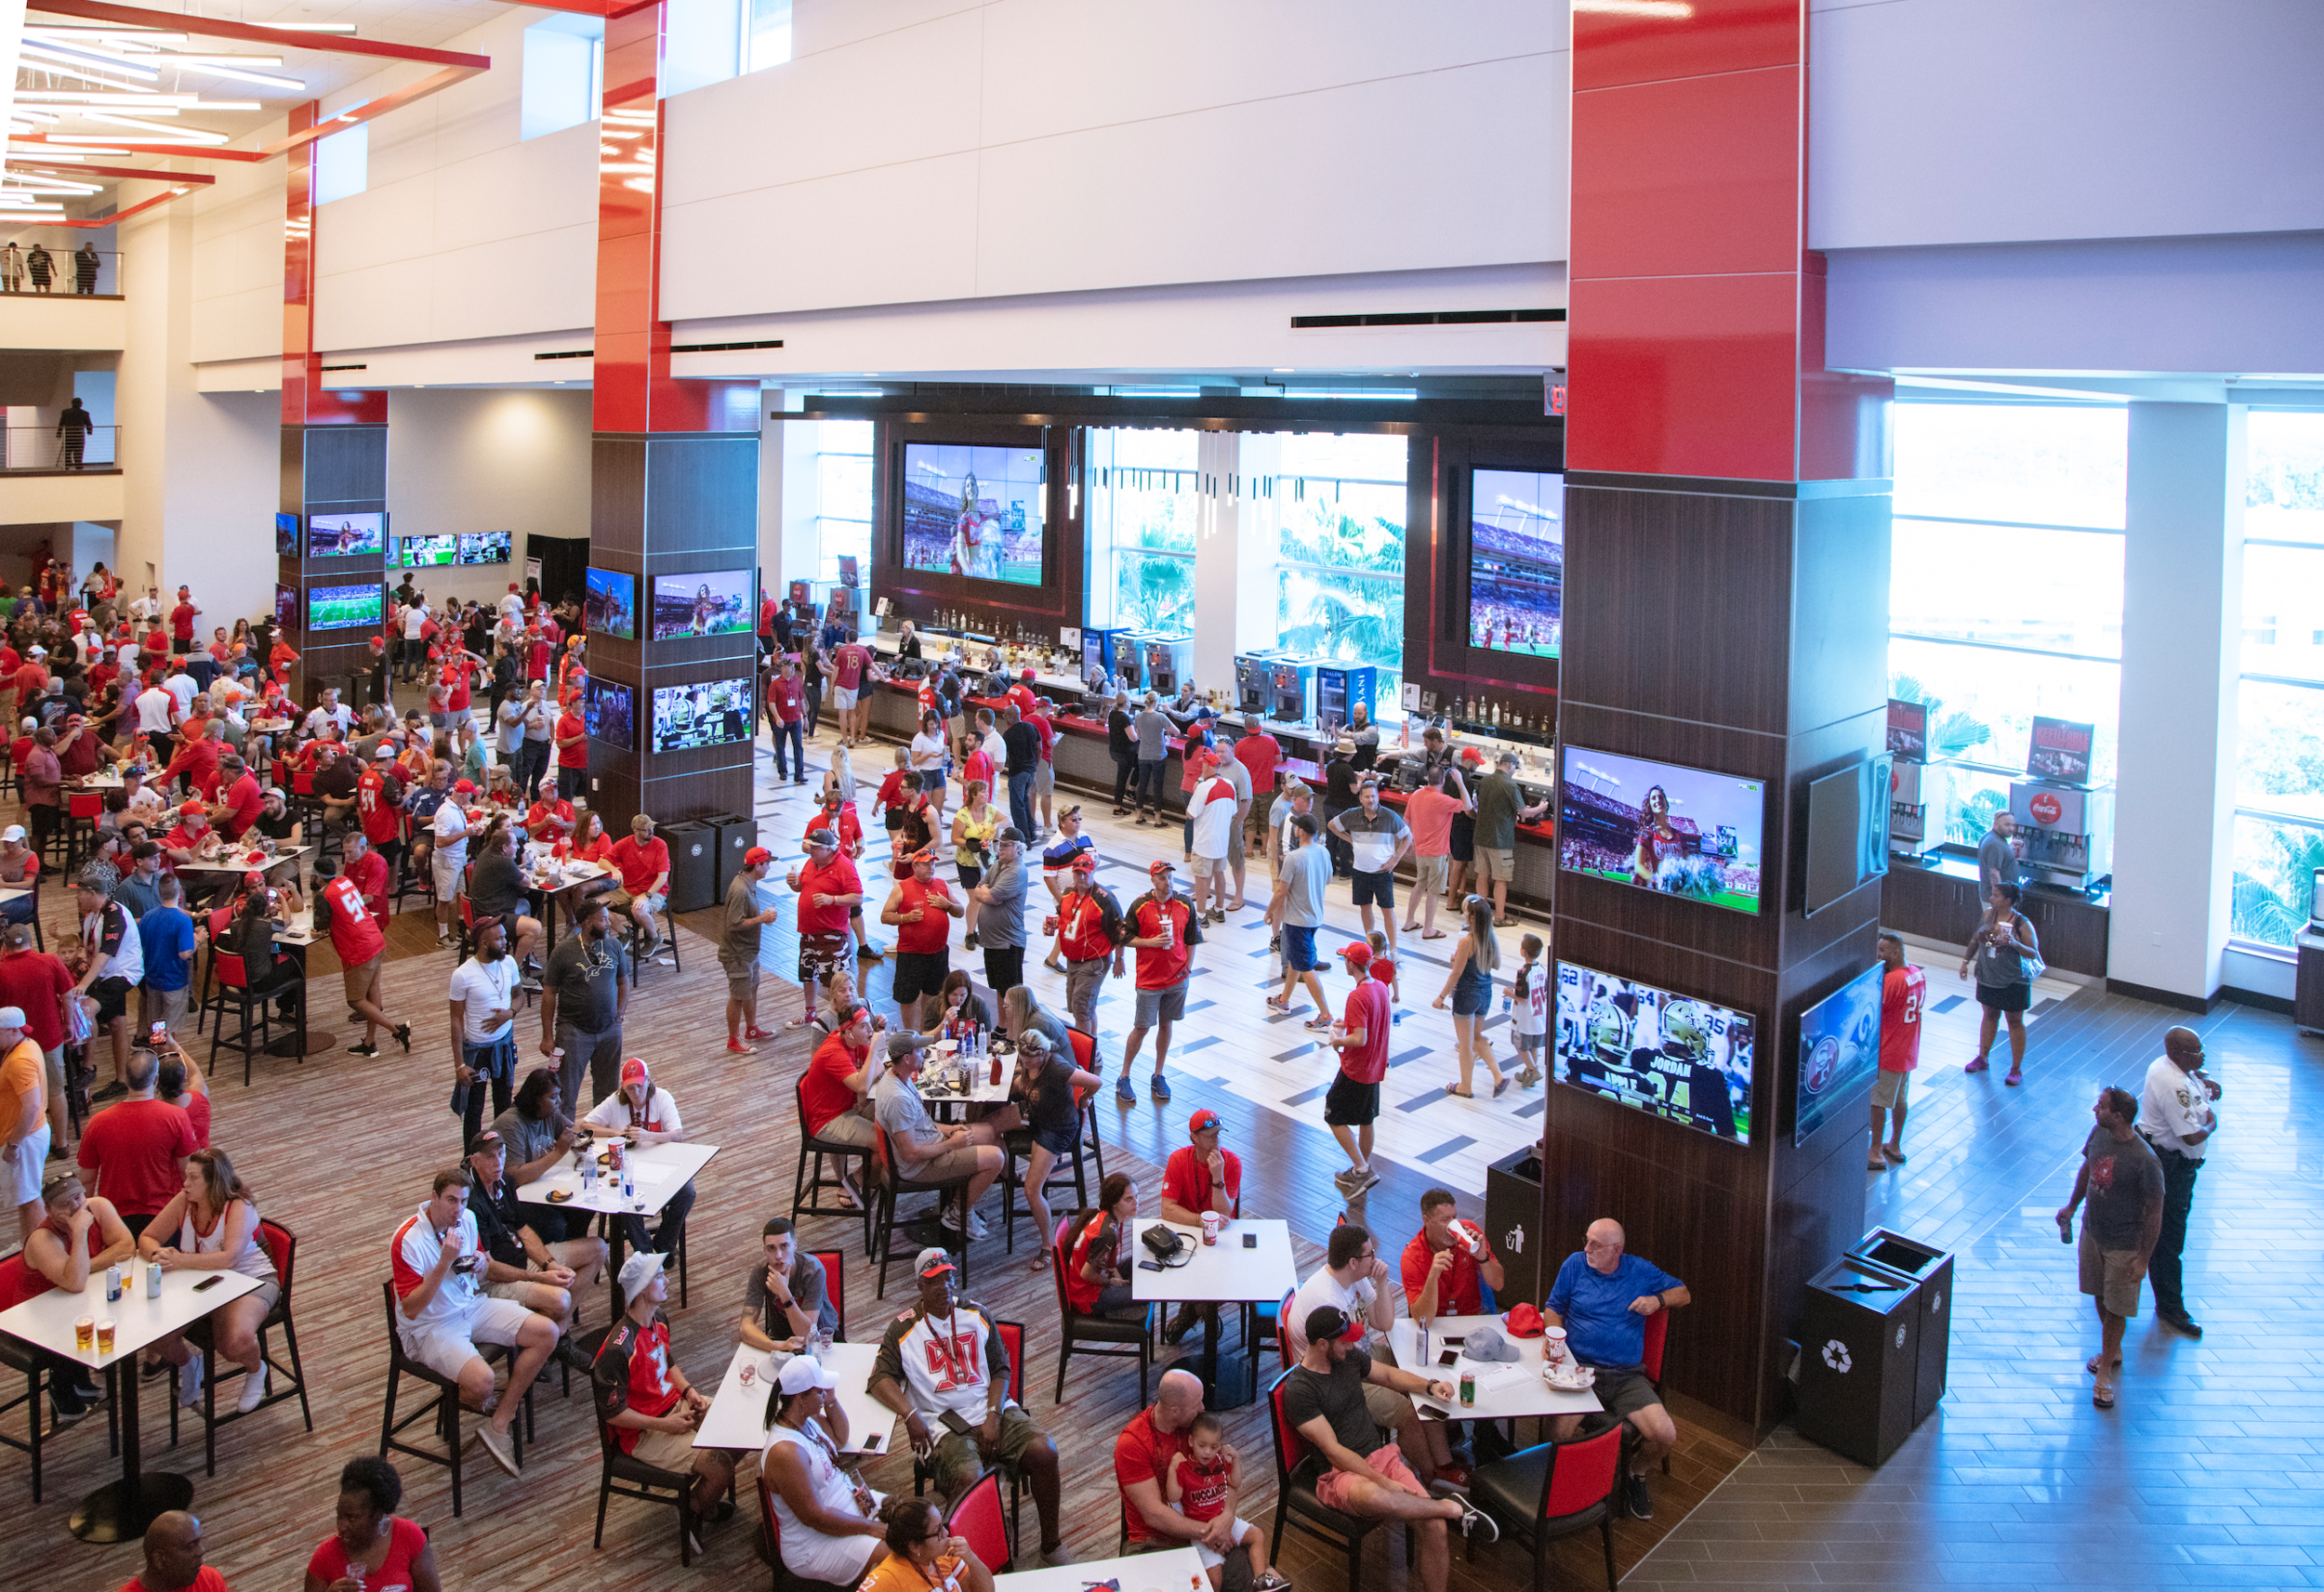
(0, 825, 21, 843)
(616, 1251, 666, 1298)
(776, 1355, 839, 1395)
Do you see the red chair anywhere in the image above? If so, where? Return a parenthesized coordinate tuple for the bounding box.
(1641, 1305, 1671, 1474)
(63, 790, 103, 873)
(1267, 1370, 1404, 1592)
(167, 1217, 313, 1472)
(911, 1320, 1025, 1559)
(944, 1467, 1013, 1573)
(806, 1249, 848, 1341)
(1463, 1425, 1625, 1592)
(1049, 1214, 1152, 1405)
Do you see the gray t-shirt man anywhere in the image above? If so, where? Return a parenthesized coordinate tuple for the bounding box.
(1979, 822, 2021, 892)
(720, 870, 766, 970)
(977, 852, 1028, 948)
(1472, 770, 1533, 850)
(1333, 805, 1410, 876)
(543, 930, 628, 1032)
(744, 1252, 838, 1339)
(2080, 1125, 2163, 1251)
(872, 1070, 944, 1166)
(1280, 841, 1330, 928)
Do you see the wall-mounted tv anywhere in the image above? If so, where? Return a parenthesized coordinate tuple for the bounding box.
(651, 677, 751, 753)
(1468, 467, 1564, 658)
(1804, 756, 1894, 918)
(1558, 746, 1765, 915)
(901, 441, 1046, 586)
(308, 583, 382, 632)
(459, 531, 512, 566)
(398, 533, 457, 568)
(275, 513, 299, 559)
(585, 676, 636, 748)
(651, 570, 751, 640)
(1554, 960, 1755, 1144)
(1794, 962, 1882, 1146)
(273, 583, 297, 630)
(586, 567, 637, 640)
(307, 512, 384, 557)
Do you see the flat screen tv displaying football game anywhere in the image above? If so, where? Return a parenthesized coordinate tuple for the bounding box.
(651, 677, 751, 753)
(586, 567, 637, 640)
(900, 441, 1046, 586)
(585, 677, 636, 748)
(1468, 467, 1564, 658)
(1554, 960, 1755, 1144)
(398, 533, 457, 568)
(308, 583, 382, 632)
(650, 571, 752, 640)
(1794, 963, 1883, 1145)
(1557, 745, 1765, 915)
(459, 531, 512, 566)
(307, 511, 384, 557)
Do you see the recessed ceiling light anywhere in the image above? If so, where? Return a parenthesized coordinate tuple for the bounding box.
(1274, 368, 1294, 374)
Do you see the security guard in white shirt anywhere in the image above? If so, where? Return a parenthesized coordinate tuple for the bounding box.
(2136, 1024, 2218, 1338)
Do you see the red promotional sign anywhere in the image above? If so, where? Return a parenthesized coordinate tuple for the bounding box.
(2029, 791, 2063, 826)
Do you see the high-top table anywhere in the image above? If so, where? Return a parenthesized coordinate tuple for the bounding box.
(513, 1133, 720, 1307)
(0, 1261, 260, 1543)
(1388, 1314, 1607, 1426)
(693, 1339, 896, 1458)
(1131, 1217, 1295, 1410)
(917, 1047, 1015, 1123)
(996, 1546, 1208, 1592)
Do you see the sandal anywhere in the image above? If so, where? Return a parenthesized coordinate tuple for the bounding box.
(2092, 1380, 2117, 1409)
(1491, 1075, 1509, 1098)
(1445, 1084, 1473, 1098)
(2004, 1069, 2023, 1086)
(1422, 929, 1448, 940)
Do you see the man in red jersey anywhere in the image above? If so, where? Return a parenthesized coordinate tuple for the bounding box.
(1050, 852, 1123, 1039)
(312, 855, 407, 1059)
(551, 691, 588, 801)
(341, 828, 394, 920)
(878, 846, 963, 1030)
(1870, 930, 1925, 1172)
(827, 631, 878, 748)
(354, 744, 406, 876)
(1323, 944, 1393, 1196)
(1115, 860, 1202, 1106)
(167, 585, 200, 655)
(210, 752, 263, 840)
(524, 792, 576, 846)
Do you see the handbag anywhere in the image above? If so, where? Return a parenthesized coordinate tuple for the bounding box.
(1140, 1224, 1187, 1263)
(2012, 919, 2046, 985)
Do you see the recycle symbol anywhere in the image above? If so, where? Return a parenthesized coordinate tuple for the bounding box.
(1821, 1339, 1853, 1373)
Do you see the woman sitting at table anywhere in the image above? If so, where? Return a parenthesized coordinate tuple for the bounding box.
(1005, 1029, 1102, 1273)
(856, 1495, 995, 1592)
(303, 1456, 443, 1592)
(918, 970, 994, 1044)
(568, 808, 616, 867)
(21, 1171, 126, 1424)
(139, 1146, 281, 1414)
(760, 1355, 890, 1587)
(220, 885, 302, 1020)
(1064, 1172, 1147, 1322)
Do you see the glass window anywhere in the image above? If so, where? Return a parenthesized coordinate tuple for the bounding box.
(813, 419, 872, 585)
(1887, 402, 2125, 848)
(312, 124, 367, 204)
(746, 0, 794, 72)
(2234, 411, 2324, 948)
(1272, 432, 1408, 721)
(1086, 428, 1200, 632)
(521, 17, 603, 140)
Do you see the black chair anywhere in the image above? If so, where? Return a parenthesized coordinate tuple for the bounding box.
(591, 1333, 702, 1568)
(167, 1217, 312, 1474)
(1267, 1370, 1408, 1592)
(627, 901, 681, 981)
(1465, 1424, 1625, 1592)
(1000, 1083, 1099, 1255)
(872, 1126, 975, 1297)
(386, 809, 434, 916)
(1049, 1214, 1152, 1405)
(376, 1281, 531, 1518)
(791, 1078, 875, 1259)
(0, 1253, 115, 1502)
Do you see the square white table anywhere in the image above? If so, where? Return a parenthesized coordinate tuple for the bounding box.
(514, 1135, 720, 1306)
(996, 1546, 1208, 1592)
(693, 1340, 897, 1458)
(1132, 1218, 1296, 1409)
(918, 1051, 1016, 1120)
(0, 1262, 260, 1543)
(1389, 1315, 1608, 1426)
(173, 842, 312, 878)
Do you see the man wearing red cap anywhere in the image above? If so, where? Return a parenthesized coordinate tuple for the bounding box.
(1116, 859, 1201, 1105)
(167, 585, 200, 656)
(780, 833, 858, 1039)
(879, 846, 962, 1032)
(1323, 942, 1393, 1197)
(1050, 852, 1123, 1039)
(161, 799, 218, 873)
(722, 845, 786, 1051)
(1185, 752, 1240, 927)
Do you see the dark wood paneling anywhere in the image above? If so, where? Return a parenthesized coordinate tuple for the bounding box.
(1880, 861, 2112, 979)
(639, 764, 751, 826)
(1405, 430, 1568, 715)
(871, 419, 1080, 637)
(590, 438, 647, 558)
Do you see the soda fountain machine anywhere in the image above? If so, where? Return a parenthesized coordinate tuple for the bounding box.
(1082, 625, 1135, 687)
(1314, 663, 1377, 730)
(1137, 634, 1195, 697)
(1235, 651, 1285, 716)
(2007, 781, 2115, 891)
(1265, 657, 1316, 724)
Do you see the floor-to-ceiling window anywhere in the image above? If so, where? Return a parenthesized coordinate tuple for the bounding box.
(811, 419, 873, 585)
(1270, 431, 1408, 721)
(1886, 401, 2127, 846)
(2233, 410, 2324, 948)
(1085, 428, 1201, 634)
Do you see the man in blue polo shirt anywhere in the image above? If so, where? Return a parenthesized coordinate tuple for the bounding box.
(1542, 1217, 1689, 1521)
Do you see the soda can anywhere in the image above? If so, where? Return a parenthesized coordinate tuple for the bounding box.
(105, 1264, 122, 1303)
(1459, 1370, 1476, 1408)
(145, 1258, 162, 1299)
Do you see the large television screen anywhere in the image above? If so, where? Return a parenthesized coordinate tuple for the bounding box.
(399, 533, 457, 568)
(651, 571, 752, 640)
(307, 512, 384, 557)
(585, 677, 636, 748)
(308, 583, 382, 632)
(901, 441, 1046, 585)
(1558, 746, 1765, 915)
(651, 678, 751, 753)
(1555, 961, 1754, 1143)
(1795, 963, 1882, 1146)
(1468, 467, 1564, 658)
(273, 584, 297, 630)
(274, 513, 299, 559)
(459, 531, 512, 566)
(586, 567, 637, 640)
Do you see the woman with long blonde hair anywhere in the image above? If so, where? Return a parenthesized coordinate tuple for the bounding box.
(1432, 895, 1505, 1097)
(141, 1144, 281, 1412)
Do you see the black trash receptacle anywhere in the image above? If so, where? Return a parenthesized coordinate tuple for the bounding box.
(661, 821, 716, 914)
(1484, 1148, 1545, 1309)
(1795, 1254, 1921, 1467)
(708, 813, 760, 903)
(1849, 1228, 1953, 1425)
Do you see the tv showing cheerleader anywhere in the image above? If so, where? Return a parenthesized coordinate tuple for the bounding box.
(1557, 744, 1766, 915)
(901, 442, 1047, 586)
(1468, 467, 1564, 658)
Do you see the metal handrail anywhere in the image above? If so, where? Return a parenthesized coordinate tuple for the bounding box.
(0, 244, 122, 296)
(0, 424, 119, 471)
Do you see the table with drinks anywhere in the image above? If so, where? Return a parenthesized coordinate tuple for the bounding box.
(1389, 1314, 1607, 1428)
(512, 1129, 720, 1306)
(693, 1339, 896, 1458)
(917, 1039, 1015, 1122)
(1131, 1216, 1296, 1409)
(997, 1546, 1209, 1592)
(0, 1253, 260, 1543)
(520, 848, 611, 950)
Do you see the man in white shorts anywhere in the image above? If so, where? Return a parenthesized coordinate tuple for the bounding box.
(390, 1166, 561, 1476)
(430, 778, 477, 946)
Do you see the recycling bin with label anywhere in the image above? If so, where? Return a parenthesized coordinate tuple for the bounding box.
(660, 821, 716, 914)
(1795, 1253, 1921, 1467)
(1849, 1228, 1953, 1425)
(1483, 1148, 1544, 1309)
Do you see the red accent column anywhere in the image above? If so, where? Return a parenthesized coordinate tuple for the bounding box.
(281, 100, 320, 427)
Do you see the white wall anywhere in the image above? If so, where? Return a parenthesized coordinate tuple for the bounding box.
(1809, 0, 2324, 251)
(385, 386, 594, 611)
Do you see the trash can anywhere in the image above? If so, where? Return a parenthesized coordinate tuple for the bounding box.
(1484, 1148, 1545, 1309)
(661, 821, 716, 914)
(708, 812, 760, 903)
(1849, 1228, 1954, 1425)
(1795, 1253, 1921, 1467)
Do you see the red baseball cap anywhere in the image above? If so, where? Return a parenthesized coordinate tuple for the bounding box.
(1148, 860, 1174, 877)
(744, 846, 773, 865)
(1070, 853, 1098, 874)
(1189, 1109, 1224, 1135)
(178, 799, 205, 816)
(1338, 942, 1373, 966)
(619, 1058, 649, 1088)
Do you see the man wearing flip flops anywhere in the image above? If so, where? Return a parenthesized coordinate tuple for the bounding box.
(2055, 1086, 2163, 1411)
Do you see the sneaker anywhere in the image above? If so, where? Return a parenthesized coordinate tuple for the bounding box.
(1454, 1497, 1499, 1543)
(1037, 1541, 1078, 1567)
(346, 1041, 379, 1058)
(726, 1039, 753, 1055)
(1624, 1471, 1654, 1520)
(49, 1393, 91, 1428)
(2160, 1311, 2203, 1339)
(1332, 1167, 1366, 1195)
(1149, 1072, 1171, 1102)
(392, 1023, 414, 1054)
(476, 1418, 522, 1478)
(236, 1362, 270, 1414)
(966, 1210, 990, 1240)
(1251, 1573, 1293, 1592)
(745, 1026, 778, 1042)
(1116, 1073, 1138, 1105)
(939, 1206, 967, 1234)
(1963, 1055, 1989, 1073)
(554, 1335, 597, 1375)
(1162, 1307, 1198, 1346)
(1433, 1464, 1472, 1493)
(92, 1081, 126, 1102)
(1302, 1017, 1333, 1033)
(963, 932, 981, 952)
(177, 1350, 205, 1409)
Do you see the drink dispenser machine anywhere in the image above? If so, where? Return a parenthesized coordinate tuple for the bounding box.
(1235, 652, 1283, 716)
(1266, 658, 1316, 724)
(1138, 635, 1195, 697)
(1314, 664, 1377, 730)
(1082, 626, 1134, 684)
(2007, 781, 2115, 890)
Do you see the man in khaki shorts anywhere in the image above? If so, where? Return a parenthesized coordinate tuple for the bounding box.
(464, 1128, 601, 1373)
(873, 1036, 1010, 1242)
(1470, 750, 1549, 925)
(2057, 1086, 2163, 1409)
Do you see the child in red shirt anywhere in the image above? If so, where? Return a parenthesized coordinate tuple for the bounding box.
(1164, 1412, 1285, 1590)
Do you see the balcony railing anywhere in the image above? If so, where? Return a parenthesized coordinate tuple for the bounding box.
(1, 425, 119, 472)
(1, 246, 121, 296)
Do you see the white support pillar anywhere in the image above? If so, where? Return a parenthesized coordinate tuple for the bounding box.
(1191, 430, 1277, 697)
(2109, 401, 2243, 1006)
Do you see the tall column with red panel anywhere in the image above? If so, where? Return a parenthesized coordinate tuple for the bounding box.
(1547, 2, 1895, 1435)
(281, 100, 391, 711)
(586, 4, 762, 833)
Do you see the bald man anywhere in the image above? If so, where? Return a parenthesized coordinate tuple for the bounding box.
(1115, 1369, 1255, 1571)
(119, 1510, 225, 1592)
(1542, 1218, 1689, 1520)
(2136, 1024, 2220, 1338)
